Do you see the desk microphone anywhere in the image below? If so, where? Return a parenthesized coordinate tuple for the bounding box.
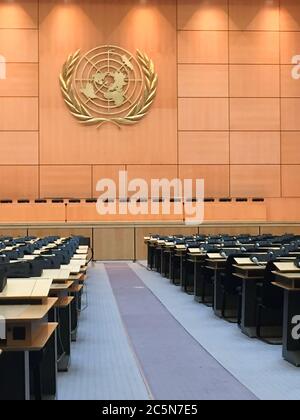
(252, 257, 263, 266)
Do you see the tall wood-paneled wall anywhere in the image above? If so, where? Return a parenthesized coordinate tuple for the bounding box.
(1, 1, 300, 221)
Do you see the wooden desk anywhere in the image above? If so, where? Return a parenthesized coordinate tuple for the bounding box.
(273, 272, 300, 289)
(0, 292, 58, 401)
(233, 265, 266, 338)
(186, 253, 209, 302)
(48, 296, 74, 372)
(205, 258, 227, 317)
(0, 279, 52, 302)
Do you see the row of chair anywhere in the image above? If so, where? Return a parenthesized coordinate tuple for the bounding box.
(146, 233, 300, 346)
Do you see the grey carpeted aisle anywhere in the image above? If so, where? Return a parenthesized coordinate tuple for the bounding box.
(105, 263, 257, 400)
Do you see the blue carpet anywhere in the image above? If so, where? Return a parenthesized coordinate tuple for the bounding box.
(57, 263, 150, 400)
(132, 262, 300, 401)
(106, 263, 257, 400)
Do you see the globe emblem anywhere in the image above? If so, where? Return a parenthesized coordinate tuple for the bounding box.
(74, 45, 144, 118)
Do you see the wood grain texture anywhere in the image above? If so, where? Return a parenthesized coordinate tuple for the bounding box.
(230, 165, 281, 198)
(0, 1, 38, 29)
(230, 132, 281, 165)
(280, 0, 300, 31)
(177, 0, 228, 30)
(282, 165, 300, 197)
(229, 31, 279, 64)
(179, 165, 230, 197)
(0, 64, 38, 97)
(0, 166, 38, 199)
(179, 98, 229, 131)
(280, 32, 300, 65)
(179, 132, 229, 165)
(229, 0, 279, 31)
(0, 29, 38, 62)
(178, 31, 228, 64)
(230, 65, 280, 98)
(0, 132, 38, 165)
(93, 227, 135, 260)
(230, 98, 280, 131)
(178, 64, 228, 98)
(0, 98, 38, 131)
(281, 99, 300, 131)
(281, 132, 300, 164)
(40, 166, 92, 199)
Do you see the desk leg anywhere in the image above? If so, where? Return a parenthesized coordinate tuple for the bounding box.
(194, 261, 200, 302)
(283, 290, 300, 367)
(71, 293, 79, 342)
(24, 351, 30, 400)
(240, 279, 258, 338)
(57, 305, 71, 372)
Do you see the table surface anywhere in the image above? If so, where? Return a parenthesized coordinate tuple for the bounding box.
(0, 278, 53, 300)
(0, 297, 57, 321)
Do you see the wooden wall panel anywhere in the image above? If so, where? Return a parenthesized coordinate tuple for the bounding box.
(281, 132, 300, 164)
(204, 202, 267, 222)
(230, 98, 280, 131)
(281, 65, 300, 97)
(93, 165, 126, 199)
(179, 165, 230, 197)
(40, 166, 92, 199)
(229, 32, 279, 64)
(0, 98, 38, 131)
(0, 1, 38, 29)
(178, 31, 228, 64)
(230, 132, 281, 165)
(127, 165, 178, 197)
(1, 1, 300, 223)
(0, 29, 38, 62)
(198, 226, 260, 235)
(0, 166, 38, 199)
(265, 198, 300, 222)
(0, 132, 38, 165)
(0, 228, 27, 237)
(177, 0, 228, 31)
(282, 165, 300, 197)
(280, 32, 300, 65)
(229, 0, 279, 31)
(280, 0, 300, 31)
(28, 227, 93, 242)
(178, 64, 228, 98)
(230, 65, 279, 97)
(0, 203, 65, 222)
(0, 64, 38, 97)
(281, 99, 300, 131)
(135, 226, 198, 260)
(179, 132, 229, 165)
(39, 0, 177, 166)
(178, 98, 229, 131)
(93, 227, 135, 260)
(230, 165, 281, 198)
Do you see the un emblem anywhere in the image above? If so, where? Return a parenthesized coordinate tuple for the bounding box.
(60, 46, 158, 128)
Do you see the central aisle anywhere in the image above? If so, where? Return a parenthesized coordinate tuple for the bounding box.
(105, 263, 256, 400)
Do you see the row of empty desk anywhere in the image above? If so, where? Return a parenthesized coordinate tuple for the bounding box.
(0, 235, 91, 400)
(145, 233, 300, 367)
